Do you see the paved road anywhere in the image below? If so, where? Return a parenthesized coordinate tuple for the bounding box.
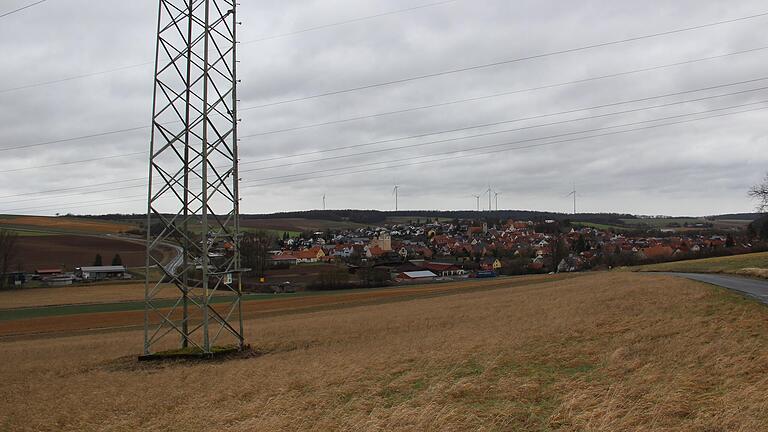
(162, 242, 184, 275)
(659, 272, 768, 304)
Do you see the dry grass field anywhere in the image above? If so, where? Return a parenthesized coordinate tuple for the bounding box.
(633, 251, 768, 278)
(0, 215, 135, 234)
(2, 272, 768, 431)
(0, 283, 181, 309)
(0, 275, 563, 337)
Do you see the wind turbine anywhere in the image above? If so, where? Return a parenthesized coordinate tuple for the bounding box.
(494, 191, 502, 211)
(392, 184, 400, 211)
(566, 182, 577, 214)
(486, 185, 493, 211)
(322, 193, 326, 210)
(472, 194, 481, 212)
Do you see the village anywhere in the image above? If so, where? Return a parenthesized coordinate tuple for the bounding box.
(262, 218, 751, 288)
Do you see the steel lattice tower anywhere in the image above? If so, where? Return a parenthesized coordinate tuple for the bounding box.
(143, 0, 244, 356)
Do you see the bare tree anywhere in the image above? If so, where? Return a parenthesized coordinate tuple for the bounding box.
(749, 173, 768, 212)
(0, 230, 19, 290)
(241, 231, 276, 279)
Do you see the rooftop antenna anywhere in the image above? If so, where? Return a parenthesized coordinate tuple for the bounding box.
(566, 182, 577, 214)
(393, 184, 399, 211)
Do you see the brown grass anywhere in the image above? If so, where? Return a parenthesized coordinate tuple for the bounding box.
(734, 268, 768, 279)
(0, 215, 135, 233)
(1, 272, 768, 431)
(633, 251, 768, 278)
(0, 275, 565, 337)
(0, 283, 179, 309)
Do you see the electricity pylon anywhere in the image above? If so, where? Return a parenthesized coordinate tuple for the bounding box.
(143, 0, 244, 356)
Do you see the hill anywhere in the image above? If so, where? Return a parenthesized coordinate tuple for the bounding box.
(0, 215, 171, 273)
(71, 210, 760, 234)
(2, 272, 768, 430)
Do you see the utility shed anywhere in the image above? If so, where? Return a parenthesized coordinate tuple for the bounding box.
(76, 266, 128, 281)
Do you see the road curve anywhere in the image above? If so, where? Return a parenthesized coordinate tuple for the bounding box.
(657, 272, 768, 305)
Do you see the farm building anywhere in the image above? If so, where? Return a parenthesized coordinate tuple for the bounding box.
(271, 255, 298, 266)
(421, 262, 466, 277)
(35, 268, 64, 278)
(397, 270, 438, 281)
(75, 265, 128, 281)
(43, 275, 74, 287)
(34, 269, 73, 286)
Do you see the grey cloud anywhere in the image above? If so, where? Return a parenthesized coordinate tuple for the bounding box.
(0, 0, 767, 216)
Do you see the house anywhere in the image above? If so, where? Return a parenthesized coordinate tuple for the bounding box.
(271, 255, 298, 266)
(467, 226, 483, 236)
(422, 262, 466, 277)
(480, 258, 502, 271)
(75, 266, 128, 281)
(293, 247, 325, 263)
(557, 257, 584, 273)
(639, 245, 674, 260)
(331, 244, 355, 258)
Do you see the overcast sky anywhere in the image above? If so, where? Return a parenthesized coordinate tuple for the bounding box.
(0, 0, 767, 217)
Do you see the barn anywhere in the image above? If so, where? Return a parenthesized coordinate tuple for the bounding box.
(396, 270, 438, 281)
(75, 266, 128, 281)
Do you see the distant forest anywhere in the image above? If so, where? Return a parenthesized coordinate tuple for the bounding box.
(242, 210, 640, 225)
(75, 210, 763, 226)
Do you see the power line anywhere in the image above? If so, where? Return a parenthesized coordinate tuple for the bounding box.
(237, 85, 768, 173)
(1, 194, 147, 214)
(245, 11, 768, 110)
(238, 77, 768, 167)
(240, 105, 768, 189)
(6, 74, 766, 173)
(0, 183, 149, 206)
(0, 62, 154, 95)
(0, 177, 146, 200)
(2, 9, 767, 99)
(1, 81, 765, 200)
(0, 0, 460, 95)
(0, 151, 146, 174)
(3, 101, 765, 213)
(0, 0, 47, 19)
(0, 124, 149, 153)
(3, 45, 767, 157)
(240, 0, 462, 44)
(243, 46, 768, 137)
